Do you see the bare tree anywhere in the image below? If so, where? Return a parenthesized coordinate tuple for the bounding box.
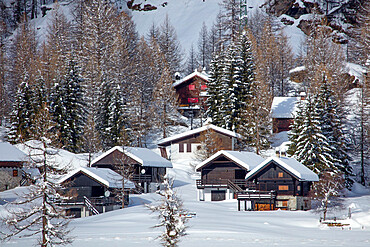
(311, 172, 344, 221)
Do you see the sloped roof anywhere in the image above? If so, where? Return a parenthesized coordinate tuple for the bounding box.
(158, 124, 242, 146)
(59, 167, 135, 189)
(91, 146, 172, 168)
(271, 97, 300, 118)
(0, 142, 27, 162)
(196, 150, 265, 172)
(172, 71, 209, 88)
(245, 156, 319, 182)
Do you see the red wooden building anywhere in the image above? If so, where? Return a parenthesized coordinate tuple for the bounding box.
(172, 70, 209, 117)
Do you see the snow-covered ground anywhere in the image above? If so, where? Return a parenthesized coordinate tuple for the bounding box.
(1, 156, 369, 247)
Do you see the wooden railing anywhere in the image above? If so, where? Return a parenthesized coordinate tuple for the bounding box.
(83, 196, 100, 215)
(236, 190, 277, 200)
(131, 174, 152, 183)
(196, 179, 256, 190)
(227, 180, 243, 192)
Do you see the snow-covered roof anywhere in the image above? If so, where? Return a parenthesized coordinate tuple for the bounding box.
(289, 66, 305, 74)
(92, 146, 172, 168)
(158, 124, 242, 146)
(59, 167, 135, 189)
(0, 142, 27, 162)
(172, 70, 209, 88)
(271, 97, 301, 118)
(245, 156, 319, 182)
(196, 150, 265, 171)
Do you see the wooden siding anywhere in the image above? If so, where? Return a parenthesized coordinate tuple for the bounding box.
(0, 161, 23, 168)
(200, 156, 247, 186)
(175, 75, 208, 106)
(170, 130, 234, 151)
(246, 161, 311, 196)
(272, 118, 294, 133)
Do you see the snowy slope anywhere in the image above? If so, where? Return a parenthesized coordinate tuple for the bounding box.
(1, 157, 369, 247)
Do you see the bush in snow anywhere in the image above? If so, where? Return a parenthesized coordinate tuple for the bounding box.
(147, 177, 188, 247)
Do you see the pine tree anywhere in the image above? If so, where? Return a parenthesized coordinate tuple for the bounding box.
(288, 94, 337, 175)
(50, 59, 86, 153)
(8, 80, 34, 143)
(97, 80, 129, 149)
(206, 51, 225, 127)
(1, 103, 73, 247)
(147, 177, 188, 247)
(315, 79, 353, 188)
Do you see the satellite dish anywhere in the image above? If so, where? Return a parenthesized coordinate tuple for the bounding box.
(141, 169, 146, 174)
(104, 191, 111, 197)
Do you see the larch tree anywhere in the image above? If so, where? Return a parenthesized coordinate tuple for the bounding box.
(0, 20, 8, 125)
(185, 44, 199, 75)
(151, 67, 178, 139)
(157, 15, 184, 75)
(197, 22, 211, 70)
(275, 30, 294, 96)
(195, 129, 223, 161)
(1, 103, 73, 247)
(219, 0, 241, 42)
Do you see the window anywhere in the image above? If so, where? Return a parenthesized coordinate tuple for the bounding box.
(13, 169, 18, 177)
(282, 201, 288, 207)
(201, 85, 207, 90)
(278, 185, 289, 191)
(187, 143, 192, 153)
(179, 143, 184, 153)
(189, 84, 195, 90)
(188, 98, 199, 103)
(278, 172, 284, 178)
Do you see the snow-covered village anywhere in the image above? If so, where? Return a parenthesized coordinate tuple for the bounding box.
(0, 0, 369, 246)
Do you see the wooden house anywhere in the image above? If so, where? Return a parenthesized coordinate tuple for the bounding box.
(91, 146, 173, 193)
(59, 167, 135, 217)
(242, 156, 319, 211)
(271, 96, 301, 133)
(173, 70, 209, 117)
(195, 150, 265, 201)
(157, 124, 242, 161)
(0, 142, 28, 191)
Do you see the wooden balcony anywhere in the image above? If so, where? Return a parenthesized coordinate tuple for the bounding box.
(196, 179, 256, 190)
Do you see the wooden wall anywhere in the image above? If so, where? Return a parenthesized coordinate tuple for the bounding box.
(201, 156, 247, 182)
(272, 118, 294, 133)
(175, 76, 208, 107)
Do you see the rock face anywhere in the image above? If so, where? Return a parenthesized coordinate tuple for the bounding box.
(265, 0, 366, 44)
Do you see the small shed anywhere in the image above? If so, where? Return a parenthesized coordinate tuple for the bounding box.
(59, 167, 135, 217)
(173, 70, 209, 117)
(271, 97, 301, 133)
(0, 142, 28, 191)
(195, 150, 265, 201)
(158, 124, 242, 161)
(242, 156, 319, 211)
(91, 146, 173, 193)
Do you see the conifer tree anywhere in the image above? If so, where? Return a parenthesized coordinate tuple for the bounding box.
(50, 59, 86, 153)
(315, 79, 353, 188)
(157, 15, 184, 74)
(8, 80, 34, 143)
(288, 94, 337, 175)
(97, 80, 128, 149)
(197, 22, 211, 70)
(206, 51, 225, 127)
(185, 44, 199, 75)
